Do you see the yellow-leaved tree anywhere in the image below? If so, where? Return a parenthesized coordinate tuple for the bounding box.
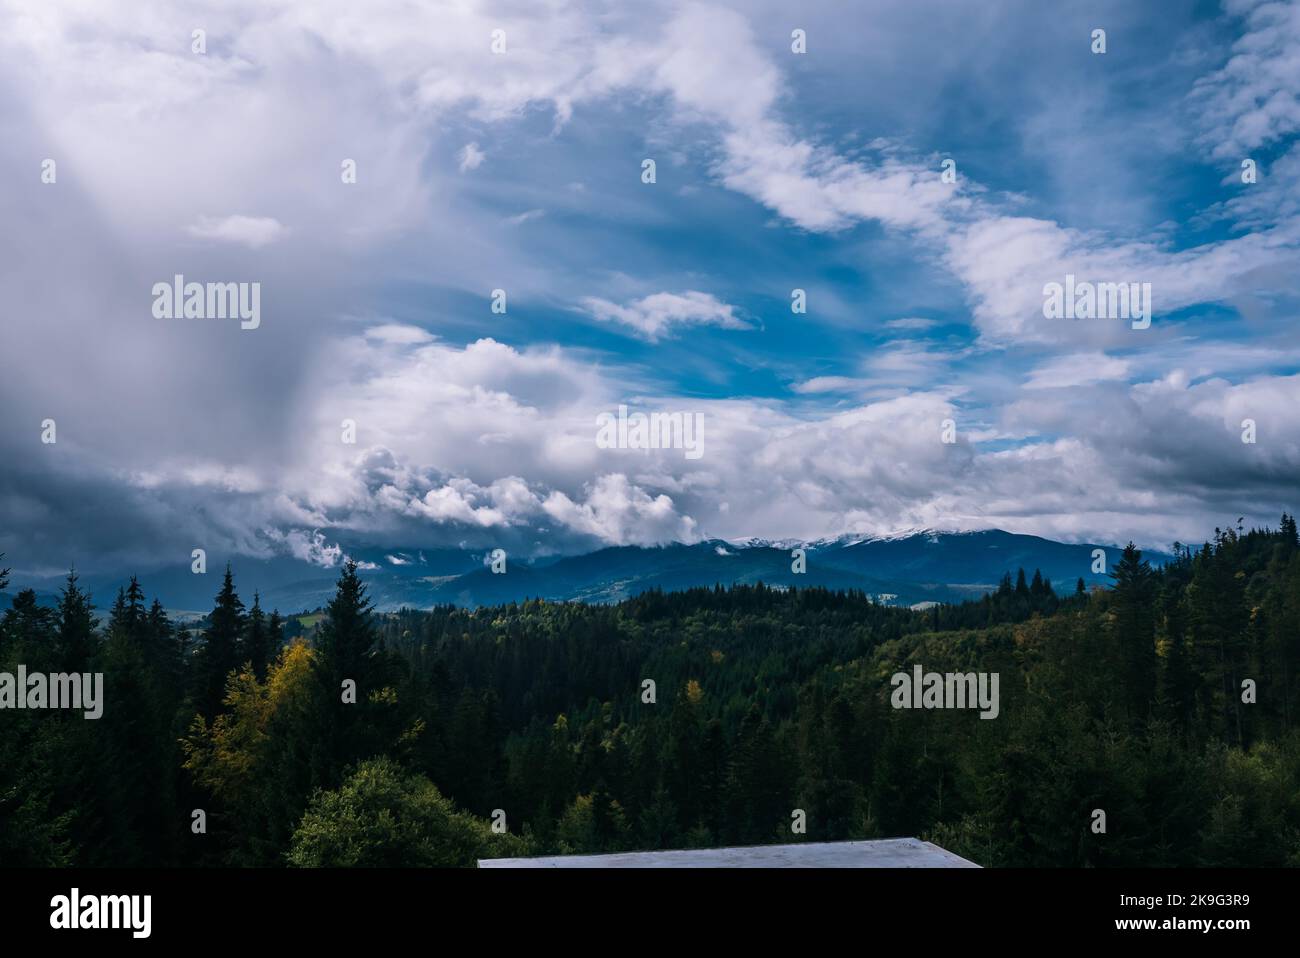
(182, 640, 320, 864)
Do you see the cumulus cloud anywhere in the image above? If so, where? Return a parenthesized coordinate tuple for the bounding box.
(265, 529, 347, 569)
(1, 0, 1298, 580)
(3, 322, 1299, 571)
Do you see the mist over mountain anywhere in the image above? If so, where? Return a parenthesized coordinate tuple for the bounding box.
(4, 529, 1173, 616)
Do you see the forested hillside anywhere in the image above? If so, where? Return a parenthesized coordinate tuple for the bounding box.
(2, 516, 1298, 867)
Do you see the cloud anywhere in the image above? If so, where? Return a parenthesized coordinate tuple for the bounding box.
(791, 376, 872, 394)
(1, 0, 1298, 579)
(263, 529, 346, 569)
(363, 324, 436, 345)
(1024, 353, 1133, 390)
(579, 291, 749, 340)
(3, 322, 1299, 572)
(542, 474, 699, 544)
(866, 341, 962, 378)
(458, 141, 485, 172)
(506, 208, 545, 225)
(1192, 0, 1300, 158)
(186, 214, 288, 249)
(886, 317, 938, 331)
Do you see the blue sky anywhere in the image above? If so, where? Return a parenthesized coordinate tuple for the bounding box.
(1, 0, 1298, 575)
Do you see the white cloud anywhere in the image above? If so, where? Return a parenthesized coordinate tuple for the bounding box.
(506, 208, 545, 225)
(2, 0, 1298, 572)
(1192, 0, 1300, 158)
(186, 214, 288, 249)
(1024, 352, 1132, 390)
(458, 141, 485, 172)
(6, 320, 1300, 564)
(265, 529, 345, 569)
(792, 376, 872, 394)
(364, 324, 435, 345)
(579, 291, 749, 340)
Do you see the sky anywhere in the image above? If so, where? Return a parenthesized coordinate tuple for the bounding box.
(1, 0, 1298, 577)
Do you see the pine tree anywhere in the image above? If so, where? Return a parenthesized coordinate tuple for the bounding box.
(146, 598, 182, 680)
(243, 593, 271, 681)
(268, 610, 285, 662)
(1188, 542, 1249, 744)
(56, 569, 96, 672)
(1281, 512, 1298, 548)
(313, 559, 379, 785)
(1160, 585, 1195, 731)
(2, 589, 57, 666)
(195, 566, 246, 717)
(1111, 543, 1157, 724)
(315, 559, 377, 693)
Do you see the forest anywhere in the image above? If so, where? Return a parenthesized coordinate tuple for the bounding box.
(1, 515, 1299, 867)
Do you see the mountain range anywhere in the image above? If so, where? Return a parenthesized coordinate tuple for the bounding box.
(3, 529, 1173, 617)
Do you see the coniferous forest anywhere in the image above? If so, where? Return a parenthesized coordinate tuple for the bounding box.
(2, 515, 1299, 868)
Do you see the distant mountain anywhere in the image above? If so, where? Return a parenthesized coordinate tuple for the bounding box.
(1, 529, 1172, 615)
(405, 530, 1169, 610)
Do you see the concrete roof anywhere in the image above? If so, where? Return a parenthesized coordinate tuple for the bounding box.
(478, 837, 980, 868)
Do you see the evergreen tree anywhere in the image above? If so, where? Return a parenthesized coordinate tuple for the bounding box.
(268, 610, 285, 663)
(313, 559, 379, 785)
(1111, 543, 1158, 724)
(1281, 512, 1298, 548)
(244, 593, 271, 680)
(194, 566, 246, 718)
(55, 569, 96, 672)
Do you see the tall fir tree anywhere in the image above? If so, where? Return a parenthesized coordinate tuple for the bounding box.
(1110, 543, 1158, 724)
(194, 565, 246, 717)
(313, 559, 379, 785)
(56, 569, 96, 672)
(243, 593, 271, 681)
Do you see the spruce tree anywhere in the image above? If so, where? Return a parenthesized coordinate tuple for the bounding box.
(1111, 543, 1157, 724)
(1281, 512, 1298, 548)
(56, 569, 96, 672)
(313, 559, 378, 785)
(268, 609, 285, 663)
(243, 593, 271, 681)
(195, 565, 246, 717)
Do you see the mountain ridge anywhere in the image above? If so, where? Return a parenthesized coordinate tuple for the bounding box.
(2, 528, 1173, 615)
